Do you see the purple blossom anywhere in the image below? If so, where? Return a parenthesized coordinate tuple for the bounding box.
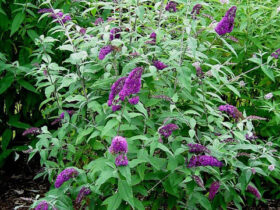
(128, 96, 139, 105)
(94, 17, 104, 25)
(192, 62, 204, 78)
(215, 6, 237, 36)
(251, 168, 256, 175)
(192, 175, 205, 189)
(153, 60, 168, 70)
(60, 110, 75, 119)
(75, 187, 91, 204)
(109, 136, 128, 154)
(54, 168, 78, 188)
(187, 155, 223, 168)
(187, 143, 210, 154)
(130, 52, 140, 57)
(271, 49, 280, 59)
(165, 1, 177, 12)
(150, 32, 156, 40)
(245, 133, 258, 141)
(80, 28, 86, 35)
(247, 185, 261, 199)
(38, 8, 54, 14)
(22, 127, 41, 136)
(110, 28, 121, 41)
(218, 104, 242, 119)
(115, 154, 128, 166)
(151, 95, 174, 104)
(108, 77, 127, 106)
(264, 92, 273, 99)
(246, 115, 267, 121)
(119, 67, 143, 101)
(145, 40, 156, 45)
(158, 124, 179, 138)
(191, 4, 203, 19)
(35, 201, 48, 210)
(209, 181, 220, 200)
(268, 165, 275, 171)
(107, 17, 115, 22)
(99, 45, 113, 60)
(112, 104, 122, 112)
(50, 12, 71, 23)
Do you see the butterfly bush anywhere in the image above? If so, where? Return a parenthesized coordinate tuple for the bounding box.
(35, 201, 48, 210)
(29, 1, 280, 209)
(215, 6, 237, 35)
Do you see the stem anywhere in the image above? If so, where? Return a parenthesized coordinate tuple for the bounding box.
(130, 0, 139, 45)
(117, 102, 127, 135)
(119, 0, 123, 27)
(158, 0, 165, 27)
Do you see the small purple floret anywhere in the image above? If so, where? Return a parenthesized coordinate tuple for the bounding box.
(187, 143, 210, 154)
(109, 136, 128, 154)
(158, 124, 179, 138)
(209, 181, 220, 200)
(187, 155, 223, 168)
(94, 17, 104, 25)
(22, 127, 41, 136)
(128, 96, 139, 105)
(75, 187, 91, 204)
(218, 104, 240, 119)
(215, 6, 237, 36)
(99, 45, 113, 60)
(115, 154, 128, 166)
(110, 28, 121, 41)
(165, 1, 177, 12)
(247, 185, 261, 199)
(35, 201, 48, 210)
(153, 60, 168, 70)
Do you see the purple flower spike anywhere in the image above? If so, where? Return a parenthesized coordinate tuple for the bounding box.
(110, 28, 121, 40)
(192, 175, 205, 189)
(209, 181, 220, 200)
(38, 8, 54, 14)
(245, 133, 258, 141)
(187, 155, 223, 168)
(94, 17, 104, 25)
(128, 96, 139, 105)
(115, 154, 128, 166)
(247, 185, 261, 199)
(165, 1, 177, 12)
(35, 201, 48, 210)
(191, 4, 203, 18)
(150, 32, 156, 39)
(108, 77, 127, 107)
(22, 127, 41, 136)
(54, 168, 78, 188)
(80, 28, 86, 35)
(109, 136, 128, 154)
(99, 45, 113, 60)
(187, 143, 210, 154)
(153, 60, 168, 70)
(112, 104, 122, 112)
(218, 104, 242, 119)
(158, 124, 179, 138)
(119, 67, 143, 101)
(75, 187, 91, 204)
(215, 6, 237, 36)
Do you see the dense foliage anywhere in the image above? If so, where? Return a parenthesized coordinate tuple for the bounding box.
(1, 0, 280, 209)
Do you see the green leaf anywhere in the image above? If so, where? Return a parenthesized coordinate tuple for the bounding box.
(101, 119, 118, 137)
(102, 193, 122, 210)
(136, 6, 145, 21)
(27, 30, 39, 41)
(261, 64, 275, 82)
(18, 79, 38, 94)
(10, 13, 25, 36)
(226, 84, 240, 97)
(178, 66, 191, 92)
(76, 127, 94, 145)
(2, 129, 12, 150)
(8, 116, 30, 129)
(134, 102, 148, 119)
(134, 198, 145, 210)
(0, 73, 14, 94)
(119, 166, 131, 185)
(157, 143, 173, 156)
(96, 169, 115, 188)
(118, 180, 134, 208)
(221, 37, 237, 57)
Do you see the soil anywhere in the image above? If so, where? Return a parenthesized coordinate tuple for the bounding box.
(0, 152, 49, 210)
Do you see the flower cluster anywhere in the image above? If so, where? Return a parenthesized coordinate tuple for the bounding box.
(35, 201, 48, 210)
(209, 181, 220, 200)
(192, 175, 205, 189)
(215, 6, 237, 36)
(38, 8, 71, 23)
(191, 4, 203, 19)
(158, 124, 179, 138)
(52, 110, 75, 125)
(192, 62, 204, 78)
(22, 127, 41, 136)
(79, 28, 86, 35)
(221, 138, 236, 143)
(119, 67, 143, 101)
(151, 95, 174, 104)
(187, 143, 210, 154)
(128, 96, 139, 105)
(98, 45, 113, 60)
(76, 187, 91, 204)
(247, 185, 261, 199)
(218, 104, 242, 119)
(187, 155, 223, 168)
(271, 49, 280, 59)
(153, 60, 168, 70)
(54, 168, 78, 188)
(245, 133, 258, 141)
(264, 92, 273, 99)
(94, 17, 104, 25)
(220, 0, 229, 4)
(165, 1, 177, 12)
(110, 28, 121, 41)
(109, 136, 129, 166)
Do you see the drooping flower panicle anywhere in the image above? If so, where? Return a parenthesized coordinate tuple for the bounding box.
(215, 6, 237, 36)
(159, 124, 179, 138)
(54, 168, 78, 188)
(219, 104, 242, 119)
(191, 4, 203, 19)
(94, 17, 104, 25)
(22, 127, 41, 136)
(108, 77, 127, 107)
(119, 67, 143, 101)
(187, 155, 223, 168)
(192, 175, 205, 189)
(109, 136, 128, 154)
(99, 45, 113, 60)
(115, 154, 129, 166)
(187, 143, 210, 154)
(35, 201, 48, 210)
(165, 1, 177, 12)
(128, 96, 139, 105)
(209, 181, 220, 200)
(76, 187, 91, 204)
(271, 49, 280, 59)
(110, 28, 121, 41)
(247, 185, 261, 199)
(153, 60, 168, 70)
